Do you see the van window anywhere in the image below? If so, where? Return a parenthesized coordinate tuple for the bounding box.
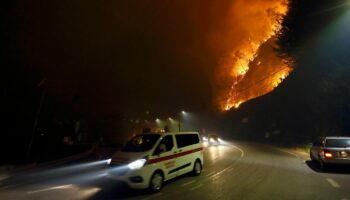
(154, 135, 174, 155)
(122, 134, 161, 152)
(175, 134, 199, 148)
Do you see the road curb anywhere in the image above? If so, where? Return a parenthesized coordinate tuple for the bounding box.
(277, 147, 310, 160)
(255, 143, 310, 160)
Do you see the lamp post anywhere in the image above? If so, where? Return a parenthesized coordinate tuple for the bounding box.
(178, 110, 186, 132)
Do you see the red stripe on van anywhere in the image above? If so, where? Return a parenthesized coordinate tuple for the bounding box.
(147, 147, 203, 164)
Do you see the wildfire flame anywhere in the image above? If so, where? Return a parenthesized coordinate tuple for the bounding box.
(214, 0, 293, 111)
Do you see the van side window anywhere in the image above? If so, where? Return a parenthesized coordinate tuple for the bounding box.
(154, 135, 174, 155)
(175, 134, 199, 148)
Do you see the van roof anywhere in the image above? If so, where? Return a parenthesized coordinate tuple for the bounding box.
(162, 132, 199, 135)
(141, 132, 199, 135)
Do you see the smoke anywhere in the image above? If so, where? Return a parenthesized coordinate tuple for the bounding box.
(212, 0, 292, 111)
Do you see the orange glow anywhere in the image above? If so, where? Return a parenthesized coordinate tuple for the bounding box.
(214, 0, 293, 111)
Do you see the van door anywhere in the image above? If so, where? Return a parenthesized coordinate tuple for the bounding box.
(174, 134, 201, 176)
(150, 135, 177, 180)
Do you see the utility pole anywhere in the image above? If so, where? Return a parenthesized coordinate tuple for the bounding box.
(178, 110, 186, 132)
(27, 79, 45, 161)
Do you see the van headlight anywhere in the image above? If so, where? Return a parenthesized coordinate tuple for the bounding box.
(128, 159, 147, 170)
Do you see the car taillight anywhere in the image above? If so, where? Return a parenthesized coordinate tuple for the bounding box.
(324, 150, 333, 158)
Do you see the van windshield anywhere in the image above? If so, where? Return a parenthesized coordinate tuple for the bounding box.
(122, 134, 161, 152)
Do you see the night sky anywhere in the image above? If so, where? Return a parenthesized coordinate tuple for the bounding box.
(2, 0, 350, 164)
(3, 0, 238, 118)
(2, 0, 350, 125)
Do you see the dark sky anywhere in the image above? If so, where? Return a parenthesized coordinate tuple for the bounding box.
(3, 0, 236, 118)
(3, 0, 350, 164)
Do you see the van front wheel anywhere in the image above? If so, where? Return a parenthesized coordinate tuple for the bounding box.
(149, 171, 163, 192)
(192, 160, 202, 176)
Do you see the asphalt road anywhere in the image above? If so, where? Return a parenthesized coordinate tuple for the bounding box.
(1, 142, 350, 200)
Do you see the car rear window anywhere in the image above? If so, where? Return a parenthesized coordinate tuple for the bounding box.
(325, 139, 350, 148)
(175, 134, 200, 148)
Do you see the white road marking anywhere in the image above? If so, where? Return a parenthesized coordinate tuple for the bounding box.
(27, 184, 73, 194)
(210, 166, 230, 178)
(231, 144, 245, 158)
(142, 192, 163, 200)
(211, 175, 221, 181)
(326, 178, 341, 188)
(206, 172, 216, 177)
(189, 184, 203, 191)
(181, 180, 196, 187)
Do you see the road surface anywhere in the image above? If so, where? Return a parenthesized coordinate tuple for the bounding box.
(1, 142, 350, 200)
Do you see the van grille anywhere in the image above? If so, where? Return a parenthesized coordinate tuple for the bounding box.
(109, 163, 129, 176)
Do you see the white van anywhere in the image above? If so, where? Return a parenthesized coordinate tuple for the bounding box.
(106, 132, 204, 191)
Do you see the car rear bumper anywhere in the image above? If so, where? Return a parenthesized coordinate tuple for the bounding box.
(323, 158, 350, 165)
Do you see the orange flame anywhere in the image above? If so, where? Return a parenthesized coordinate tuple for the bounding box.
(214, 0, 292, 111)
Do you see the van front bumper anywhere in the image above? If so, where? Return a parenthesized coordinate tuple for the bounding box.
(106, 165, 150, 189)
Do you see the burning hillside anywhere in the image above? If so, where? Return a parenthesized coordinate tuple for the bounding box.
(214, 0, 293, 111)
